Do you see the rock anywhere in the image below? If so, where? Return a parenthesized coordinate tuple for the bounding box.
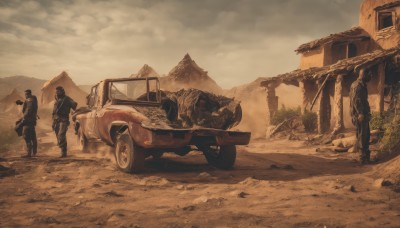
(334, 147, 349, 153)
(182, 205, 196, 211)
(198, 172, 212, 178)
(332, 136, 356, 148)
(331, 140, 344, 147)
(284, 164, 294, 170)
(36, 217, 60, 224)
(237, 192, 249, 198)
(228, 190, 249, 198)
(348, 146, 356, 153)
(139, 176, 170, 186)
(176, 185, 185, 190)
(103, 191, 123, 197)
(374, 178, 393, 187)
(346, 185, 356, 192)
(270, 164, 280, 169)
(193, 196, 209, 204)
(316, 147, 334, 153)
(239, 177, 260, 186)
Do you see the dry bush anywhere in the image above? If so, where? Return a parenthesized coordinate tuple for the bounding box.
(302, 111, 317, 133)
(271, 106, 301, 125)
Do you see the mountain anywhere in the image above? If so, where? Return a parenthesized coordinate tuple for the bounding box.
(0, 88, 24, 113)
(160, 54, 223, 94)
(131, 64, 160, 78)
(41, 71, 88, 107)
(0, 76, 46, 99)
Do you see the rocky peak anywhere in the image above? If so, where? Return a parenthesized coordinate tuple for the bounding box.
(134, 64, 160, 78)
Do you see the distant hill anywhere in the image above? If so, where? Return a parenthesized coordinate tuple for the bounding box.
(0, 76, 46, 99)
(131, 64, 160, 78)
(0, 88, 24, 113)
(160, 54, 223, 94)
(41, 71, 88, 107)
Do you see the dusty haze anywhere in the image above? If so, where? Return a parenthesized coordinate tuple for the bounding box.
(0, 0, 362, 88)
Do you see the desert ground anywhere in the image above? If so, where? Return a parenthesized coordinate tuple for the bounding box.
(0, 118, 399, 228)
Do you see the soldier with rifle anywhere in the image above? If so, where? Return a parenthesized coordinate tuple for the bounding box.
(350, 68, 372, 164)
(52, 86, 77, 158)
(16, 89, 38, 158)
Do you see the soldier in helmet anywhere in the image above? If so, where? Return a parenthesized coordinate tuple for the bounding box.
(349, 68, 372, 164)
(52, 86, 77, 158)
(16, 89, 38, 157)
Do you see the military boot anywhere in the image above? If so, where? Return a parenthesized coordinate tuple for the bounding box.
(32, 143, 37, 156)
(60, 147, 67, 158)
(360, 149, 370, 165)
(21, 143, 32, 158)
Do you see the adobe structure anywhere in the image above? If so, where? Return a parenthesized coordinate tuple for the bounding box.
(261, 0, 400, 134)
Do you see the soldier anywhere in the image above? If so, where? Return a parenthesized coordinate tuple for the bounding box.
(349, 68, 372, 164)
(16, 89, 38, 158)
(52, 86, 77, 158)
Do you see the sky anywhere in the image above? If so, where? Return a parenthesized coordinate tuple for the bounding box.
(0, 0, 362, 88)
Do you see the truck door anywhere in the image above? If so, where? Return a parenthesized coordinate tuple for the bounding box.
(85, 85, 99, 139)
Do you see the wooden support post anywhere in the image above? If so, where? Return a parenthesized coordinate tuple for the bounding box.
(299, 79, 308, 114)
(317, 79, 331, 134)
(266, 83, 279, 125)
(333, 75, 344, 134)
(377, 62, 386, 115)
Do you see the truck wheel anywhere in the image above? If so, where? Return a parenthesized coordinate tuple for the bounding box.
(115, 131, 145, 173)
(200, 145, 236, 169)
(77, 128, 89, 152)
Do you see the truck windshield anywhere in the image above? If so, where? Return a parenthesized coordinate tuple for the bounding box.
(110, 78, 160, 103)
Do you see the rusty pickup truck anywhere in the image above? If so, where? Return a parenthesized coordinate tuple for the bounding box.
(73, 77, 251, 173)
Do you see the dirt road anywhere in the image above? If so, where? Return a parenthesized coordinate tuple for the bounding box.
(0, 126, 399, 227)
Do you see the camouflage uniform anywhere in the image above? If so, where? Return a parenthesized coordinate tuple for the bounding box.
(349, 79, 371, 162)
(22, 96, 38, 156)
(52, 95, 77, 157)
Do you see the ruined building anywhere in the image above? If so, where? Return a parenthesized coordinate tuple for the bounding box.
(261, 0, 400, 134)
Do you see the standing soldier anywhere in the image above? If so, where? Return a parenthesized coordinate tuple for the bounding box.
(52, 86, 77, 158)
(16, 89, 38, 158)
(350, 68, 372, 164)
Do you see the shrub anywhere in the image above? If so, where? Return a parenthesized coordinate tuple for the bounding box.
(380, 116, 400, 152)
(271, 106, 301, 125)
(369, 111, 390, 131)
(302, 111, 317, 133)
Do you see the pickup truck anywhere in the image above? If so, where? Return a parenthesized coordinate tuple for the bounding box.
(73, 77, 251, 173)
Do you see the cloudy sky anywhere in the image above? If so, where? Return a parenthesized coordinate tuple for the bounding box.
(0, 0, 362, 88)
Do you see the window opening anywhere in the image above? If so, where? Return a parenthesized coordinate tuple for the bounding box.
(378, 12, 394, 30)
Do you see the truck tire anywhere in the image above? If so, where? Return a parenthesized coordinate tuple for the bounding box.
(77, 128, 89, 152)
(200, 145, 236, 169)
(115, 131, 145, 173)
